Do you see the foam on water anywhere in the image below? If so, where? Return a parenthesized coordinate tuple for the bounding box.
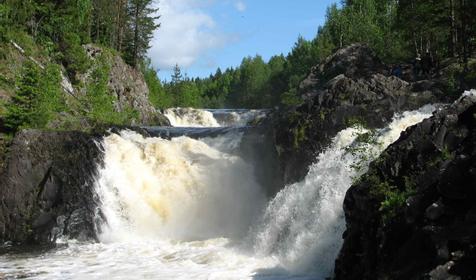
(0, 239, 282, 280)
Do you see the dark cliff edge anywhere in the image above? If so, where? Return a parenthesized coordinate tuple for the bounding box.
(335, 92, 476, 280)
(273, 44, 447, 185)
(0, 130, 103, 245)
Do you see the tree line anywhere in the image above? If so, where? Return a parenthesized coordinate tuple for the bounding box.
(1, 0, 158, 71)
(0, 0, 158, 132)
(1, 0, 475, 123)
(152, 0, 476, 109)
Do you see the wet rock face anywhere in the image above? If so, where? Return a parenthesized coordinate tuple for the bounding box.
(0, 130, 102, 244)
(334, 93, 476, 280)
(274, 44, 444, 185)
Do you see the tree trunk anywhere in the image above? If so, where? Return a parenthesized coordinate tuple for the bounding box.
(449, 0, 457, 57)
(132, 2, 140, 68)
(116, 0, 126, 52)
(459, 0, 468, 64)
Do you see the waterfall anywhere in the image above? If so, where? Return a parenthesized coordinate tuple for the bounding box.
(92, 105, 436, 279)
(0, 106, 439, 280)
(95, 130, 267, 242)
(252, 104, 436, 278)
(210, 109, 268, 127)
(163, 108, 268, 127)
(164, 108, 221, 127)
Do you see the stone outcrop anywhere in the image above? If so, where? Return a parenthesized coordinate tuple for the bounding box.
(274, 44, 445, 184)
(335, 91, 476, 280)
(0, 130, 102, 244)
(80, 45, 169, 126)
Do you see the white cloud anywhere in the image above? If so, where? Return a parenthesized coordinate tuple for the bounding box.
(148, 0, 229, 72)
(234, 1, 246, 12)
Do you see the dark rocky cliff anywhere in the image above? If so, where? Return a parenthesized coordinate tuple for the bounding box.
(0, 130, 102, 244)
(273, 44, 446, 185)
(335, 92, 476, 280)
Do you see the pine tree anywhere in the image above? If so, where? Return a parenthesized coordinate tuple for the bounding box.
(125, 0, 160, 67)
(171, 64, 183, 85)
(4, 62, 41, 131)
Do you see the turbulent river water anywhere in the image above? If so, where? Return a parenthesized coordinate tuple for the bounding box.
(0, 107, 436, 280)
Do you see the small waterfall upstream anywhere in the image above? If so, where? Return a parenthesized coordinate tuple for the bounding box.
(164, 108, 268, 127)
(0, 106, 436, 279)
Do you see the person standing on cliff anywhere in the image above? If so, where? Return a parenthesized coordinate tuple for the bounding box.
(421, 51, 433, 78)
(413, 54, 422, 80)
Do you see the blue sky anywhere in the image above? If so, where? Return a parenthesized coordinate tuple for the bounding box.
(148, 0, 337, 80)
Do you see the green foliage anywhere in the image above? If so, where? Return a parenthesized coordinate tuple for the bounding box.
(440, 145, 454, 161)
(142, 61, 173, 109)
(36, 64, 65, 125)
(60, 33, 91, 79)
(82, 54, 138, 125)
(4, 62, 40, 130)
(443, 60, 476, 96)
(123, 0, 160, 67)
(363, 171, 417, 223)
(346, 129, 381, 174)
(345, 116, 369, 129)
(4, 61, 64, 132)
(280, 89, 302, 107)
(292, 121, 309, 149)
(165, 0, 475, 109)
(379, 187, 407, 221)
(2, 0, 475, 125)
(0, 4, 10, 42)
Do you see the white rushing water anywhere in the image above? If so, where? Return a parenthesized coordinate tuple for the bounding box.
(163, 108, 267, 127)
(252, 105, 436, 278)
(164, 108, 221, 127)
(96, 130, 266, 242)
(210, 109, 269, 127)
(0, 106, 436, 280)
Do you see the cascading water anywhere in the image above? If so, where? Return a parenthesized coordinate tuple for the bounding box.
(252, 105, 436, 278)
(0, 106, 436, 279)
(164, 108, 221, 127)
(163, 107, 268, 127)
(96, 130, 266, 242)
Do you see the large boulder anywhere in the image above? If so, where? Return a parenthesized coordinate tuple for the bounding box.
(274, 44, 445, 184)
(0, 130, 102, 244)
(335, 91, 476, 280)
(299, 43, 387, 99)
